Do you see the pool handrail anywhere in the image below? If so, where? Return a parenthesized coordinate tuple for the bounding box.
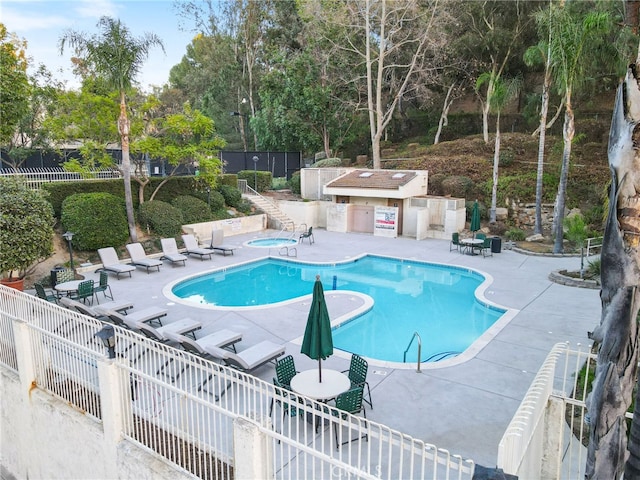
(403, 331, 423, 373)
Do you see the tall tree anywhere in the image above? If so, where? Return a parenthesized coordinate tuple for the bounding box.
(536, 5, 610, 253)
(59, 16, 164, 243)
(0, 23, 30, 168)
(310, 0, 451, 169)
(477, 73, 521, 223)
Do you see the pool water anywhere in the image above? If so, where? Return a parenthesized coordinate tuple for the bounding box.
(171, 256, 505, 363)
(246, 238, 298, 247)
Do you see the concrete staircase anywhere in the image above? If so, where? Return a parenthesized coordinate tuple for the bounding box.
(242, 190, 295, 231)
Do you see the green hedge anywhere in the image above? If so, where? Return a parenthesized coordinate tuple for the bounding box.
(171, 195, 214, 224)
(238, 170, 272, 193)
(138, 201, 184, 238)
(61, 193, 129, 250)
(288, 171, 301, 195)
(217, 184, 241, 208)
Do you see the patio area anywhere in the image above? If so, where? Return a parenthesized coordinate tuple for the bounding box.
(66, 228, 599, 468)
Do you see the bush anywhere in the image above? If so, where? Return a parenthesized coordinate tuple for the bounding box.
(465, 200, 487, 220)
(288, 171, 301, 195)
(171, 195, 214, 224)
(499, 149, 515, 167)
(428, 173, 446, 196)
(442, 175, 473, 198)
(312, 158, 343, 168)
(564, 214, 588, 248)
(0, 177, 55, 279)
(61, 193, 129, 250)
(506, 228, 526, 241)
(138, 201, 184, 237)
(209, 190, 225, 212)
(217, 184, 242, 208)
(237, 170, 272, 192)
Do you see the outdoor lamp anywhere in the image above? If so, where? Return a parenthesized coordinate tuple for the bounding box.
(62, 231, 74, 271)
(206, 186, 211, 207)
(95, 325, 116, 359)
(252, 155, 259, 191)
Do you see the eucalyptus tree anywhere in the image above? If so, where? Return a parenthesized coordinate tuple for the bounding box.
(309, 0, 453, 169)
(0, 23, 30, 168)
(534, 5, 611, 254)
(59, 16, 164, 242)
(477, 73, 521, 223)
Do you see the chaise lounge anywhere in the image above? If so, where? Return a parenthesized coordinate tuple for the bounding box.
(206, 340, 285, 373)
(208, 229, 237, 256)
(181, 234, 213, 260)
(160, 238, 188, 266)
(97, 247, 137, 279)
(103, 306, 168, 328)
(126, 243, 163, 273)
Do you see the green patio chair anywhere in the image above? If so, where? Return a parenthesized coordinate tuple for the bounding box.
(299, 226, 314, 244)
(450, 232, 462, 252)
(342, 353, 373, 408)
(93, 271, 114, 301)
(324, 386, 368, 449)
(481, 237, 493, 258)
(35, 283, 58, 304)
(70, 279, 95, 305)
(275, 355, 298, 390)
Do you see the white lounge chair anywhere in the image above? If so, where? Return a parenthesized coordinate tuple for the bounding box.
(133, 318, 202, 342)
(59, 296, 133, 317)
(97, 247, 136, 279)
(167, 329, 243, 354)
(208, 229, 237, 256)
(103, 306, 168, 328)
(207, 340, 285, 373)
(181, 234, 213, 260)
(126, 243, 163, 273)
(160, 238, 188, 266)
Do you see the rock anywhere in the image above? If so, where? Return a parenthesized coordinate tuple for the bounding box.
(526, 233, 545, 242)
(495, 207, 508, 220)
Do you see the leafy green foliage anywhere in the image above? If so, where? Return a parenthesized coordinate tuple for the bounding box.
(288, 171, 301, 195)
(428, 173, 447, 196)
(171, 195, 213, 224)
(238, 170, 272, 193)
(564, 214, 588, 248)
(312, 158, 343, 168)
(441, 176, 473, 198)
(0, 25, 30, 148)
(465, 200, 487, 221)
(217, 184, 242, 208)
(506, 228, 526, 241)
(61, 193, 129, 250)
(0, 177, 54, 279)
(138, 200, 184, 238)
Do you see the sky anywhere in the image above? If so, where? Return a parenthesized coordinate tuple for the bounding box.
(2, 0, 197, 91)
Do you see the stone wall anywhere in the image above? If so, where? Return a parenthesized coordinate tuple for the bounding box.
(510, 202, 556, 231)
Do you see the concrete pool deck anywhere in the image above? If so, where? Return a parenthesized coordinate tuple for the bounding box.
(78, 229, 599, 467)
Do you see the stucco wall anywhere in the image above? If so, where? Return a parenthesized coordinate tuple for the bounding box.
(276, 200, 329, 229)
(0, 369, 194, 480)
(183, 214, 267, 243)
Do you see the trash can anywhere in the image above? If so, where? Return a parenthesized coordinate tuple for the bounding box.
(491, 237, 502, 254)
(50, 266, 65, 286)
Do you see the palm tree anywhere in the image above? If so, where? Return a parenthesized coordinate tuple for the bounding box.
(477, 73, 521, 223)
(537, 5, 610, 253)
(59, 17, 164, 242)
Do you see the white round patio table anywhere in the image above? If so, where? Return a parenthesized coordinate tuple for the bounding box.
(54, 280, 83, 294)
(460, 238, 484, 255)
(290, 369, 351, 401)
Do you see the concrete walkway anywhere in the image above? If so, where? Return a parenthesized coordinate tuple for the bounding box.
(78, 229, 599, 467)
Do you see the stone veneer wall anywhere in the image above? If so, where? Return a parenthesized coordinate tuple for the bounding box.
(510, 202, 556, 230)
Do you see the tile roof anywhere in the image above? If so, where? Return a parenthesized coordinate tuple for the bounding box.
(325, 170, 418, 190)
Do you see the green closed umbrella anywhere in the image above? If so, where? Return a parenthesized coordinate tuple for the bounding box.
(470, 200, 481, 238)
(301, 275, 334, 382)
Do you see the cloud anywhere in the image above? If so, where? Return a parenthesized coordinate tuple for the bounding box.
(2, 6, 69, 32)
(74, 0, 120, 19)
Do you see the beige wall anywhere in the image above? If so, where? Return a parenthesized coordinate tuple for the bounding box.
(183, 214, 267, 243)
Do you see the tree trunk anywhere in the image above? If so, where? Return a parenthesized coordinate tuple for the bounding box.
(490, 113, 501, 223)
(434, 82, 456, 145)
(534, 65, 551, 235)
(117, 94, 137, 243)
(552, 94, 574, 254)
(584, 66, 640, 479)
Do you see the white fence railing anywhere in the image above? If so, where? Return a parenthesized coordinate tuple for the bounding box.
(0, 168, 122, 189)
(0, 286, 475, 480)
(497, 343, 600, 479)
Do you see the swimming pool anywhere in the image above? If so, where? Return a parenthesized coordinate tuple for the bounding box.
(169, 255, 507, 364)
(245, 238, 299, 248)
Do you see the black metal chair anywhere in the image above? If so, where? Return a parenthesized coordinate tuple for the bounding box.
(299, 226, 314, 244)
(342, 353, 373, 408)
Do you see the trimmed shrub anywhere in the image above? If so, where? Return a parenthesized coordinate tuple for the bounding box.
(428, 173, 446, 196)
(289, 171, 301, 195)
(61, 193, 129, 251)
(442, 175, 473, 198)
(171, 195, 214, 224)
(506, 227, 526, 241)
(237, 170, 272, 192)
(217, 184, 242, 208)
(138, 201, 184, 237)
(312, 158, 343, 168)
(209, 190, 225, 212)
(465, 200, 488, 220)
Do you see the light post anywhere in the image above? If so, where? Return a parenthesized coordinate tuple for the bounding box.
(252, 155, 259, 191)
(206, 186, 211, 208)
(62, 231, 74, 271)
(95, 325, 116, 359)
(231, 111, 248, 151)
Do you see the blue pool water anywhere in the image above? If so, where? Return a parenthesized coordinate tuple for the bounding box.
(171, 256, 505, 363)
(246, 238, 299, 247)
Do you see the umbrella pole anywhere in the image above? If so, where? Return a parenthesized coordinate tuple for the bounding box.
(318, 358, 322, 382)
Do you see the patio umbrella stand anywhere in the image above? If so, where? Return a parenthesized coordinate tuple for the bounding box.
(470, 200, 481, 238)
(301, 275, 334, 383)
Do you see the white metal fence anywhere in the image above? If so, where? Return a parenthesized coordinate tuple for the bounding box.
(0, 285, 475, 480)
(0, 168, 121, 189)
